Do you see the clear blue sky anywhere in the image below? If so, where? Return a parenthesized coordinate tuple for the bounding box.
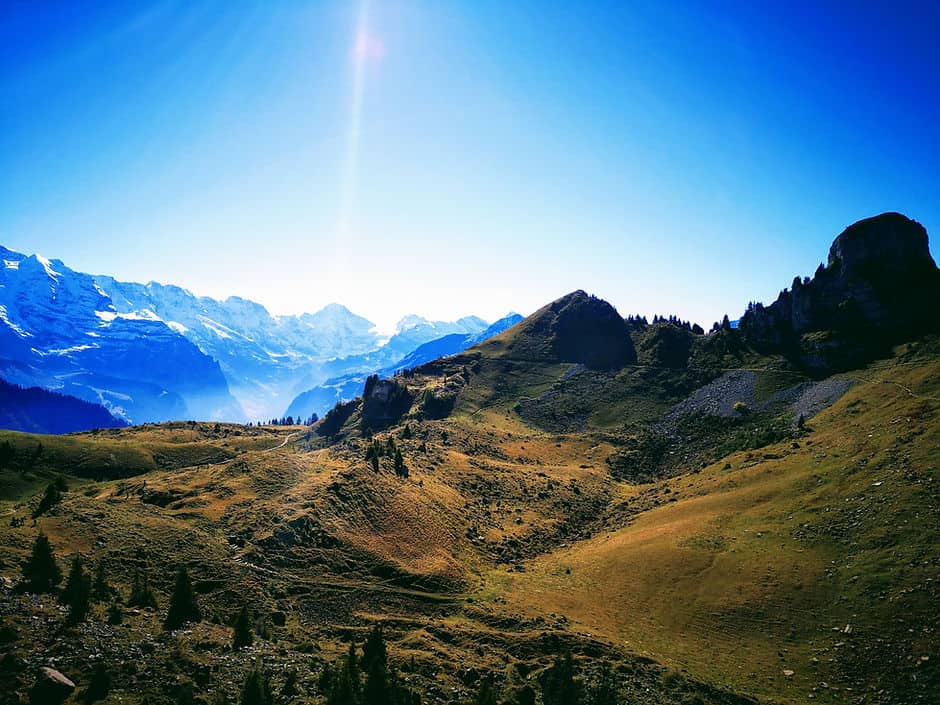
(2, 0, 938, 331)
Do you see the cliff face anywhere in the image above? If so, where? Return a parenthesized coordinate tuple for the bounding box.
(740, 213, 940, 373)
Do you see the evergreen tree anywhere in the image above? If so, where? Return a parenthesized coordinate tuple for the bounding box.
(107, 600, 123, 625)
(363, 658, 388, 705)
(361, 625, 387, 673)
(280, 669, 299, 698)
(474, 677, 499, 705)
(21, 532, 61, 593)
(92, 562, 112, 601)
(128, 569, 158, 609)
(82, 662, 111, 704)
(239, 666, 273, 705)
(393, 448, 407, 478)
(587, 663, 616, 705)
(327, 642, 361, 705)
(361, 625, 389, 705)
(62, 554, 92, 624)
(0, 440, 14, 468)
(232, 605, 254, 650)
(163, 566, 201, 631)
(33, 481, 62, 517)
(542, 651, 580, 705)
(365, 439, 382, 473)
(511, 685, 536, 705)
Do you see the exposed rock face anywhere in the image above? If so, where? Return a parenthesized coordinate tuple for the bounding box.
(501, 290, 637, 369)
(360, 376, 413, 428)
(740, 213, 940, 373)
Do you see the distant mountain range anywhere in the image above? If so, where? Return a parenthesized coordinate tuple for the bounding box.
(284, 312, 523, 421)
(0, 244, 515, 429)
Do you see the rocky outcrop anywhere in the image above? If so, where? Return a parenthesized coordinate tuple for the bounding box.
(361, 376, 413, 428)
(739, 213, 940, 373)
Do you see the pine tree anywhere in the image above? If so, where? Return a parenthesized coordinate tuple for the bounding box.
(232, 605, 254, 650)
(128, 569, 158, 609)
(0, 440, 14, 468)
(327, 643, 360, 705)
(362, 625, 389, 705)
(280, 670, 299, 698)
(92, 562, 111, 601)
(511, 685, 536, 705)
(365, 439, 382, 473)
(363, 657, 388, 705)
(163, 566, 201, 631)
(239, 667, 273, 705)
(21, 532, 61, 593)
(474, 677, 499, 705)
(62, 554, 92, 624)
(33, 481, 62, 517)
(393, 448, 407, 478)
(82, 662, 111, 704)
(542, 651, 580, 705)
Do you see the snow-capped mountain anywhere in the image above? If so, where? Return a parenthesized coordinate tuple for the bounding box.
(93, 277, 382, 418)
(0, 244, 502, 423)
(0, 246, 239, 423)
(284, 312, 523, 421)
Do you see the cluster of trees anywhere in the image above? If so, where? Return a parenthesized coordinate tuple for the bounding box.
(250, 414, 317, 427)
(364, 436, 408, 477)
(320, 626, 421, 705)
(709, 314, 735, 333)
(19, 532, 204, 633)
(0, 439, 15, 468)
(17, 532, 625, 705)
(626, 314, 705, 335)
(471, 652, 618, 705)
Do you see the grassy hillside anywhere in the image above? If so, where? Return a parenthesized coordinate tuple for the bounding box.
(0, 334, 936, 704)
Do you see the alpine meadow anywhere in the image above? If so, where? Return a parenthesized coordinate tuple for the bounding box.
(1, 4, 938, 705)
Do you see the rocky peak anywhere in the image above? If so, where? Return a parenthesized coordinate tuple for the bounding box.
(739, 212, 940, 374)
(828, 212, 935, 279)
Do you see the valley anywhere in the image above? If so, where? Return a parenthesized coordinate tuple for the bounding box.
(0, 214, 938, 705)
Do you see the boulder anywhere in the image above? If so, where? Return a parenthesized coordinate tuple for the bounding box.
(29, 666, 75, 705)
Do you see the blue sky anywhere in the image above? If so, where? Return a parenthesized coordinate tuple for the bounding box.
(2, 1, 938, 331)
